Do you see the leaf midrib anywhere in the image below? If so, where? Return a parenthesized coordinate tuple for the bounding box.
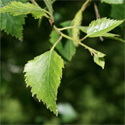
(47, 52, 53, 103)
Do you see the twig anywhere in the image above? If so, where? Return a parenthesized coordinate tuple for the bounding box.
(80, 35, 88, 42)
(82, 0, 90, 12)
(94, 2, 100, 19)
(31, 0, 39, 7)
(50, 35, 62, 52)
(31, 0, 51, 19)
(58, 26, 78, 31)
(79, 42, 97, 56)
(94, 2, 104, 41)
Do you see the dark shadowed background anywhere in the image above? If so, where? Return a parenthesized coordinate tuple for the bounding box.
(1, 0, 124, 124)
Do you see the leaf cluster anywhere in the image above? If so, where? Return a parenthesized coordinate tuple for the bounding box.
(0, 0, 124, 115)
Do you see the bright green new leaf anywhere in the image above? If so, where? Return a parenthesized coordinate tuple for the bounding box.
(0, 0, 27, 40)
(93, 51, 106, 69)
(50, 21, 76, 62)
(79, 26, 121, 36)
(24, 51, 64, 116)
(78, 26, 124, 42)
(101, 0, 124, 4)
(87, 18, 124, 37)
(96, 51, 105, 58)
(0, 1, 45, 19)
(79, 26, 120, 36)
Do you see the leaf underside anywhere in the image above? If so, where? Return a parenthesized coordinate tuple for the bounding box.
(0, 0, 26, 40)
(24, 51, 64, 116)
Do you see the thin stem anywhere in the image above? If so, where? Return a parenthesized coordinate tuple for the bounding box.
(80, 35, 88, 42)
(53, 25, 61, 35)
(44, 14, 50, 19)
(55, 25, 73, 41)
(79, 42, 96, 55)
(94, 2, 104, 41)
(94, 2, 100, 19)
(54, 25, 94, 56)
(61, 32, 74, 41)
(31, 0, 51, 19)
(82, 0, 90, 12)
(43, 9, 52, 17)
(54, 25, 88, 45)
(31, 0, 39, 7)
(58, 26, 77, 31)
(50, 35, 62, 52)
(79, 42, 89, 50)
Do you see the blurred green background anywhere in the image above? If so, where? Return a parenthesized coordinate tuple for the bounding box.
(1, 1, 124, 124)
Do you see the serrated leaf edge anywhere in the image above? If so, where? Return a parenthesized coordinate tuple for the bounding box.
(87, 17, 124, 37)
(0, 14, 26, 41)
(23, 51, 64, 116)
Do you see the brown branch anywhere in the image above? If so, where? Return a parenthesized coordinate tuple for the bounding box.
(94, 2, 104, 41)
(82, 0, 91, 12)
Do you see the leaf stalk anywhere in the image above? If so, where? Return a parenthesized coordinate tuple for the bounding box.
(80, 35, 88, 41)
(58, 26, 78, 31)
(31, 0, 52, 19)
(50, 35, 62, 52)
(31, 0, 39, 7)
(81, 0, 90, 12)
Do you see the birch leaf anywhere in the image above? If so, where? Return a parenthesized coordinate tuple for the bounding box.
(87, 18, 124, 37)
(24, 51, 64, 116)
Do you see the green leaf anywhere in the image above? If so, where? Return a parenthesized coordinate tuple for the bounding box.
(102, 33, 120, 37)
(24, 51, 64, 116)
(87, 18, 124, 37)
(79, 26, 124, 42)
(78, 26, 88, 33)
(110, 4, 124, 20)
(61, 21, 76, 61)
(93, 51, 105, 69)
(101, 0, 124, 4)
(103, 33, 125, 42)
(43, 0, 53, 19)
(50, 21, 76, 62)
(50, 31, 64, 57)
(0, 0, 26, 40)
(0, 1, 45, 19)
